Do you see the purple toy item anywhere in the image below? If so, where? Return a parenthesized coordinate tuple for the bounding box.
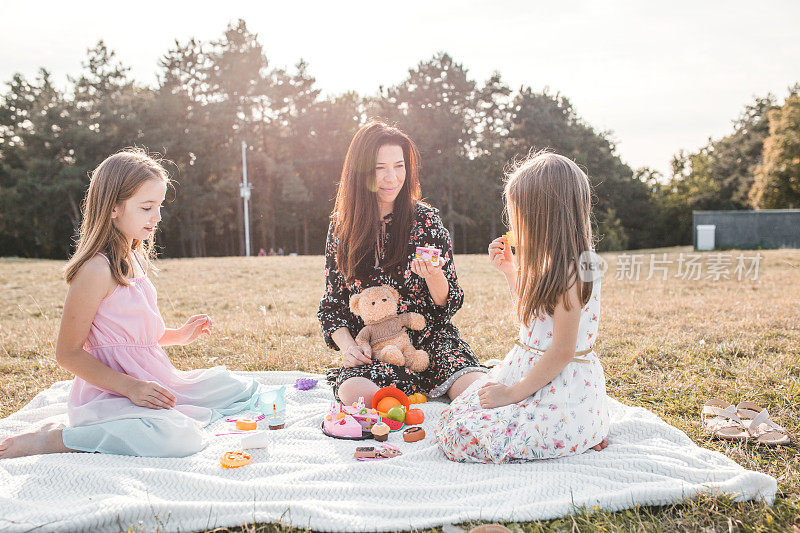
(294, 378, 318, 390)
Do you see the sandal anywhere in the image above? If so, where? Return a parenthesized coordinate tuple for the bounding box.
(701, 399, 749, 441)
(736, 401, 792, 446)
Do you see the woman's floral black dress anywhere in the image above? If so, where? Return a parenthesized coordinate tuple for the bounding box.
(319, 203, 488, 401)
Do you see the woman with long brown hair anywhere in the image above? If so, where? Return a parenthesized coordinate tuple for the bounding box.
(318, 121, 487, 406)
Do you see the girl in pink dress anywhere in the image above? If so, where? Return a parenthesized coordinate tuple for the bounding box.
(435, 151, 610, 463)
(0, 149, 259, 459)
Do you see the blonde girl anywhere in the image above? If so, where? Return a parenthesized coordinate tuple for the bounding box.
(0, 149, 259, 459)
(435, 151, 610, 463)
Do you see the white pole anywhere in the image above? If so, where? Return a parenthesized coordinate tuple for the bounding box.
(240, 140, 251, 257)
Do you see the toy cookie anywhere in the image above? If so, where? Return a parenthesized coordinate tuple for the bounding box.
(403, 426, 425, 442)
(236, 418, 258, 431)
(220, 450, 252, 468)
(354, 444, 403, 461)
(414, 246, 441, 266)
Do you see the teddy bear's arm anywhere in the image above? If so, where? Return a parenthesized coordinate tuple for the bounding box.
(401, 312, 426, 331)
(355, 326, 372, 347)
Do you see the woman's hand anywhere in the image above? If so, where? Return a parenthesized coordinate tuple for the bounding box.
(174, 314, 213, 345)
(411, 257, 445, 281)
(477, 380, 519, 409)
(489, 236, 515, 276)
(124, 378, 176, 409)
(342, 344, 372, 368)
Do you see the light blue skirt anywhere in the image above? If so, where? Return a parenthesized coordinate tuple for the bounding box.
(62, 372, 260, 457)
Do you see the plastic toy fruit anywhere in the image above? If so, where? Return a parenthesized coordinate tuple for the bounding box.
(408, 393, 427, 404)
(386, 405, 406, 422)
(376, 397, 401, 414)
(220, 450, 252, 468)
(405, 408, 424, 425)
(382, 416, 403, 431)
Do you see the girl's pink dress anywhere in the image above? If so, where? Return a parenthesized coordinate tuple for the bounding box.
(61, 253, 259, 457)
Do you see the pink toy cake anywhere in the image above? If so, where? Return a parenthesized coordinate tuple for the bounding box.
(322, 397, 383, 439)
(322, 402, 363, 438)
(342, 397, 382, 429)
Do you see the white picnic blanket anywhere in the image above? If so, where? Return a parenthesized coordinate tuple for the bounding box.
(0, 371, 777, 532)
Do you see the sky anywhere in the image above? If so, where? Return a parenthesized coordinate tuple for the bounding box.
(2, 0, 799, 176)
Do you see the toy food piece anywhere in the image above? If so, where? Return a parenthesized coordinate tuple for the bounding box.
(408, 393, 427, 404)
(268, 404, 284, 430)
(235, 418, 258, 431)
(379, 444, 402, 458)
(382, 416, 404, 431)
(403, 426, 425, 443)
(504, 231, 516, 247)
(371, 421, 390, 442)
(405, 408, 424, 425)
(240, 431, 269, 450)
(323, 403, 365, 438)
(376, 396, 401, 414)
(220, 450, 251, 468)
(294, 378, 318, 390)
(414, 246, 441, 266)
(386, 405, 406, 422)
(354, 444, 403, 461)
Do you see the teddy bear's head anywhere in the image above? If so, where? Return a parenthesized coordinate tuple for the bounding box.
(349, 285, 401, 324)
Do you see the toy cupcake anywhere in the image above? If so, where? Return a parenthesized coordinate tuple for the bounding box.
(371, 421, 390, 442)
(269, 405, 285, 430)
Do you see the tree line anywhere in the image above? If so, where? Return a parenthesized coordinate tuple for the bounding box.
(1, 20, 798, 259)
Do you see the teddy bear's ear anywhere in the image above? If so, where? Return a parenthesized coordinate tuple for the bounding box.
(349, 293, 362, 315)
(385, 285, 400, 302)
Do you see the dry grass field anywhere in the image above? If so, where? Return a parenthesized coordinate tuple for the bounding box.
(1, 247, 798, 532)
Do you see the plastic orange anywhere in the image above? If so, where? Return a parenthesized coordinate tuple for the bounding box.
(376, 397, 401, 414)
(235, 418, 258, 431)
(408, 393, 427, 404)
(220, 450, 251, 468)
(405, 408, 424, 425)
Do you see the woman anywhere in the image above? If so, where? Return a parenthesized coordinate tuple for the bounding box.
(319, 121, 488, 406)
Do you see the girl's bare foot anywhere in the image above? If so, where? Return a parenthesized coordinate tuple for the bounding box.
(591, 438, 609, 451)
(0, 423, 72, 459)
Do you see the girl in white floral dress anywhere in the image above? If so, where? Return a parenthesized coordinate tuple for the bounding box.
(436, 151, 610, 463)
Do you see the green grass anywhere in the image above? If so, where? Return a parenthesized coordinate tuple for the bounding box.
(1, 247, 799, 532)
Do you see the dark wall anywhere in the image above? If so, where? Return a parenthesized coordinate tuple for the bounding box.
(693, 210, 800, 249)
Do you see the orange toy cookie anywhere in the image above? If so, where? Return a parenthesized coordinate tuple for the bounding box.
(220, 450, 252, 468)
(236, 418, 258, 431)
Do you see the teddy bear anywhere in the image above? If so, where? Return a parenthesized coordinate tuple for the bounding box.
(349, 285, 429, 372)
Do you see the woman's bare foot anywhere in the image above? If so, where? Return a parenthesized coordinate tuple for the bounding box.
(0, 423, 72, 459)
(591, 438, 609, 451)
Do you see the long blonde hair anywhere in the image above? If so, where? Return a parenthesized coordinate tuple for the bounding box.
(65, 148, 170, 286)
(505, 151, 594, 325)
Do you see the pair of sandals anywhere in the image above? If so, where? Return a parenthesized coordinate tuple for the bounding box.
(702, 399, 791, 446)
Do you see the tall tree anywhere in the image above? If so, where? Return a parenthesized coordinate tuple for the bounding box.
(750, 93, 800, 208)
(506, 87, 654, 250)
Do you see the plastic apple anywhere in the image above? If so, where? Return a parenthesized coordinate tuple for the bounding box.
(386, 405, 406, 422)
